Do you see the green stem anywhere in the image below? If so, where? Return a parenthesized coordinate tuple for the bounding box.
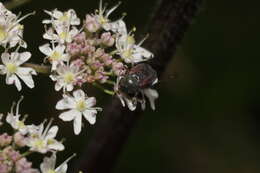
(20, 151, 33, 158)
(106, 80, 116, 85)
(109, 50, 118, 56)
(23, 63, 51, 74)
(5, 0, 32, 10)
(103, 72, 114, 76)
(93, 82, 115, 96)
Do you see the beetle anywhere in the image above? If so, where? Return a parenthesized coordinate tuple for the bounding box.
(118, 63, 158, 97)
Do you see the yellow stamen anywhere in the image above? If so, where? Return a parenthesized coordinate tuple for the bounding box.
(47, 139, 55, 145)
(0, 26, 7, 42)
(63, 72, 75, 84)
(122, 49, 132, 59)
(47, 170, 56, 173)
(33, 139, 45, 149)
(76, 100, 86, 112)
(6, 63, 17, 73)
(59, 13, 69, 22)
(50, 51, 61, 61)
(127, 36, 135, 45)
(17, 121, 25, 129)
(99, 16, 108, 25)
(59, 32, 68, 40)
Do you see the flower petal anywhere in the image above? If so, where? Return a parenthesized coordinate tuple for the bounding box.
(56, 96, 76, 110)
(46, 125, 58, 139)
(16, 52, 31, 65)
(6, 74, 22, 91)
(40, 154, 56, 172)
(1, 53, 10, 65)
(56, 163, 68, 173)
(83, 110, 97, 124)
(85, 97, 96, 108)
(49, 140, 64, 151)
(39, 44, 52, 56)
(72, 89, 85, 99)
(59, 109, 79, 121)
(0, 64, 7, 74)
(16, 68, 36, 89)
(73, 113, 82, 135)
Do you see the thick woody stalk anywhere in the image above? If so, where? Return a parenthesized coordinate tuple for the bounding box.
(76, 0, 202, 172)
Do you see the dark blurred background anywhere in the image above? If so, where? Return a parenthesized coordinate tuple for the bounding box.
(0, 0, 259, 172)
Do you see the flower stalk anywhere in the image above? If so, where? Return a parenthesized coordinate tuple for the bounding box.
(5, 0, 32, 10)
(93, 82, 115, 96)
(23, 63, 51, 74)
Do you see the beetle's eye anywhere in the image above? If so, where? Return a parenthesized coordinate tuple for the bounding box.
(128, 79, 134, 84)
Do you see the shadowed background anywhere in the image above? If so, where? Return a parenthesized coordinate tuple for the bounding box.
(0, 0, 259, 173)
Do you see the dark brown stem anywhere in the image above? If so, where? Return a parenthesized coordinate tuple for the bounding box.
(75, 0, 202, 172)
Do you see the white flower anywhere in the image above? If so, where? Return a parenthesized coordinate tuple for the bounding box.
(103, 19, 127, 35)
(0, 51, 37, 91)
(43, 9, 80, 26)
(6, 96, 29, 134)
(40, 153, 76, 173)
(84, 14, 101, 33)
(39, 43, 69, 70)
(56, 89, 102, 135)
(27, 120, 64, 153)
(42, 9, 79, 44)
(0, 3, 34, 48)
(50, 63, 82, 92)
(43, 25, 79, 44)
(94, 0, 122, 30)
(116, 26, 153, 64)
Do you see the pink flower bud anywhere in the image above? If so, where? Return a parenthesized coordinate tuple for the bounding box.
(14, 132, 27, 147)
(95, 72, 109, 83)
(74, 32, 86, 43)
(3, 147, 21, 162)
(71, 59, 85, 68)
(91, 61, 103, 70)
(93, 48, 105, 58)
(112, 62, 127, 76)
(81, 44, 95, 55)
(100, 53, 113, 66)
(85, 15, 101, 33)
(86, 75, 96, 83)
(100, 32, 115, 47)
(0, 133, 12, 147)
(0, 163, 11, 173)
(16, 158, 39, 173)
(67, 42, 81, 56)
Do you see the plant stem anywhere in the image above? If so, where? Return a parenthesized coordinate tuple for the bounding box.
(20, 151, 33, 158)
(5, 0, 32, 10)
(93, 82, 115, 96)
(23, 63, 51, 74)
(106, 80, 116, 85)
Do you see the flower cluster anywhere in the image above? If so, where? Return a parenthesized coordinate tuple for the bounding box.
(0, 3, 36, 91)
(0, 0, 159, 173)
(0, 97, 74, 173)
(0, 1, 160, 172)
(38, 0, 158, 135)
